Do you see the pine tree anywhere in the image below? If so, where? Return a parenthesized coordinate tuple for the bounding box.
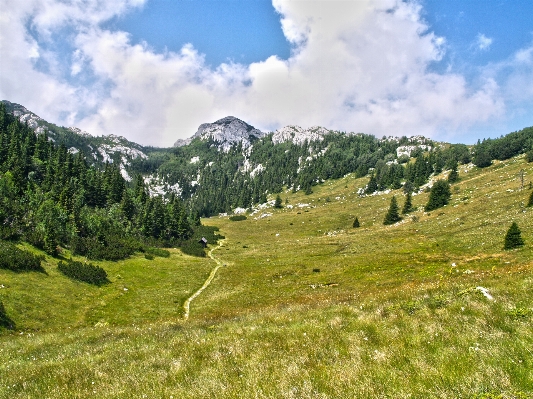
(353, 217, 360, 228)
(447, 160, 459, 183)
(425, 180, 451, 211)
(383, 196, 401, 225)
(365, 173, 378, 194)
(274, 194, 283, 208)
(504, 222, 524, 250)
(402, 191, 414, 214)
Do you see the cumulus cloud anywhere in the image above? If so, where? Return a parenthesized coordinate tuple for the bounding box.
(0, 0, 523, 146)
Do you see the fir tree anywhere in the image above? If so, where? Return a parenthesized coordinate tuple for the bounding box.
(353, 217, 360, 228)
(274, 194, 283, 208)
(383, 196, 401, 225)
(402, 191, 414, 214)
(425, 180, 451, 211)
(504, 222, 524, 250)
(365, 173, 378, 194)
(447, 160, 459, 183)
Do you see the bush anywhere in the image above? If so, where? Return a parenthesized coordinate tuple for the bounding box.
(180, 241, 207, 257)
(57, 260, 109, 286)
(70, 235, 140, 261)
(526, 149, 533, 163)
(0, 241, 45, 272)
(229, 215, 247, 221)
(144, 253, 154, 260)
(145, 247, 170, 258)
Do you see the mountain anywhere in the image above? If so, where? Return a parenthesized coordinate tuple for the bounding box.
(3, 100, 532, 219)
(1, 100, 148, 181)
(174, 116, 264, 152)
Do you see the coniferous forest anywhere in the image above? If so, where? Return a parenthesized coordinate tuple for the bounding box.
(0, 103, 216, 261)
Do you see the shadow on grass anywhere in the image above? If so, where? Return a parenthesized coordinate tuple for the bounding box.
(0, 301, 16, 331)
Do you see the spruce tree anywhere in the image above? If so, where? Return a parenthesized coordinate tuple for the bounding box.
(365, 173, 378, 194)
(402, 191, 414, 214)
(504, 222, 524, 250)
(353, 217, 360, 228)
(383, 196, 401, 225)
(447, 160, 459, 183)
(274, 194, 283, 208)
(425, 180, 451, 211)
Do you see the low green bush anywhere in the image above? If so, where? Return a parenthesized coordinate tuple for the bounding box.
(0, 241, 45, 272)
(70, 235, 141, 261)
(145, 247, 170, 258)
(57, 260, 109, 286)
(144, 253, 154, 260)
(229, 215, 247, 221)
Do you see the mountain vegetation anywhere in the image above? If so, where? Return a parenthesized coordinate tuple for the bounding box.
(1, 100, 532, 398)
(0, 102, 215, 261)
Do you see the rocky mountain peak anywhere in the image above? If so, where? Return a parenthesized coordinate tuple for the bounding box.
(174, 116, 263, 152)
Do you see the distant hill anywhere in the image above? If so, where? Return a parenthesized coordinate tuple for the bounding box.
(3, 99, 532, 218)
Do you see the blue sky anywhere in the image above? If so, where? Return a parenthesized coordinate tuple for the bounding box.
(1, 0, 532, 147)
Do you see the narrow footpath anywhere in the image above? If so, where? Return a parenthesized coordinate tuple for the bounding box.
(182, 240, 225, 320)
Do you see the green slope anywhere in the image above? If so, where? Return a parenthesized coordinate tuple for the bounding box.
(1, 155, 532, 398)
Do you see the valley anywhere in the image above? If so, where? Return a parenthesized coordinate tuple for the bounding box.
(1, 149, 532, 398)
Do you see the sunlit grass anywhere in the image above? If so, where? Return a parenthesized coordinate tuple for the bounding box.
(1, 155, 532, 398)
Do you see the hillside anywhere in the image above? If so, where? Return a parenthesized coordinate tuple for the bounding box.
(1, 150, 532, 398)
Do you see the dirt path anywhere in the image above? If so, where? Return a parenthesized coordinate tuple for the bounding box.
(182, 240, 225, 320)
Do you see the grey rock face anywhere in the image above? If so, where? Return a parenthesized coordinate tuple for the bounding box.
(174, 116, 263, 152)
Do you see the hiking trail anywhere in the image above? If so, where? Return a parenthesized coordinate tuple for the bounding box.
(182, 240, 225, 320)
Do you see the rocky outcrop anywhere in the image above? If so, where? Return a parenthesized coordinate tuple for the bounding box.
(272, 125, 330, 145)
(174, 116, 263, 152)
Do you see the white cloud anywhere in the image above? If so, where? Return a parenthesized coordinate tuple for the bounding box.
(474, 33, 493, 51)
(0, 0, 521, 147)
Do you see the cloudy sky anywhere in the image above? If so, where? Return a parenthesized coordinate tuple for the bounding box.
(1, 0, 532, 147)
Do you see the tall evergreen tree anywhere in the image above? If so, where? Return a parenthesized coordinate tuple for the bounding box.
(447, 160, 459, 183)
(402, 191, 414, 214)
(425, 180, 451, 211)
(383, 196, 401, 225)
(353, 217, 360, 228)
(365, 173, 378, 194)
(504, 222, 524, 249)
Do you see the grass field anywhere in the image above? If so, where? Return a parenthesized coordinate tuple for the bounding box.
(1, 155, 532, 398)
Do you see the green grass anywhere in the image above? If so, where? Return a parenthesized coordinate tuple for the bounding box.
(1, 155, 532, 398)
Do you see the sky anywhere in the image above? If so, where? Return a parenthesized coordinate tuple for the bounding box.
(0, 0, 532, 147)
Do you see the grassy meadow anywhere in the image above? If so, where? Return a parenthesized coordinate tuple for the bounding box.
(1, 155, 532, 398)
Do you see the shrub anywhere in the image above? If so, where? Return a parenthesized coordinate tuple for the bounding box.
(70, 235, 140, 261)
(528, 190, 533, 207)
(504, 222, 524, 250)
(144, 254, 154, 260)
(180, 241, 207, 257)
(353, 217, 360, 228)
(57, 260, 109, 286)
(145, 247, 170, 258)
(0, 241, 45, 272)
(229, 215, 247, 221)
